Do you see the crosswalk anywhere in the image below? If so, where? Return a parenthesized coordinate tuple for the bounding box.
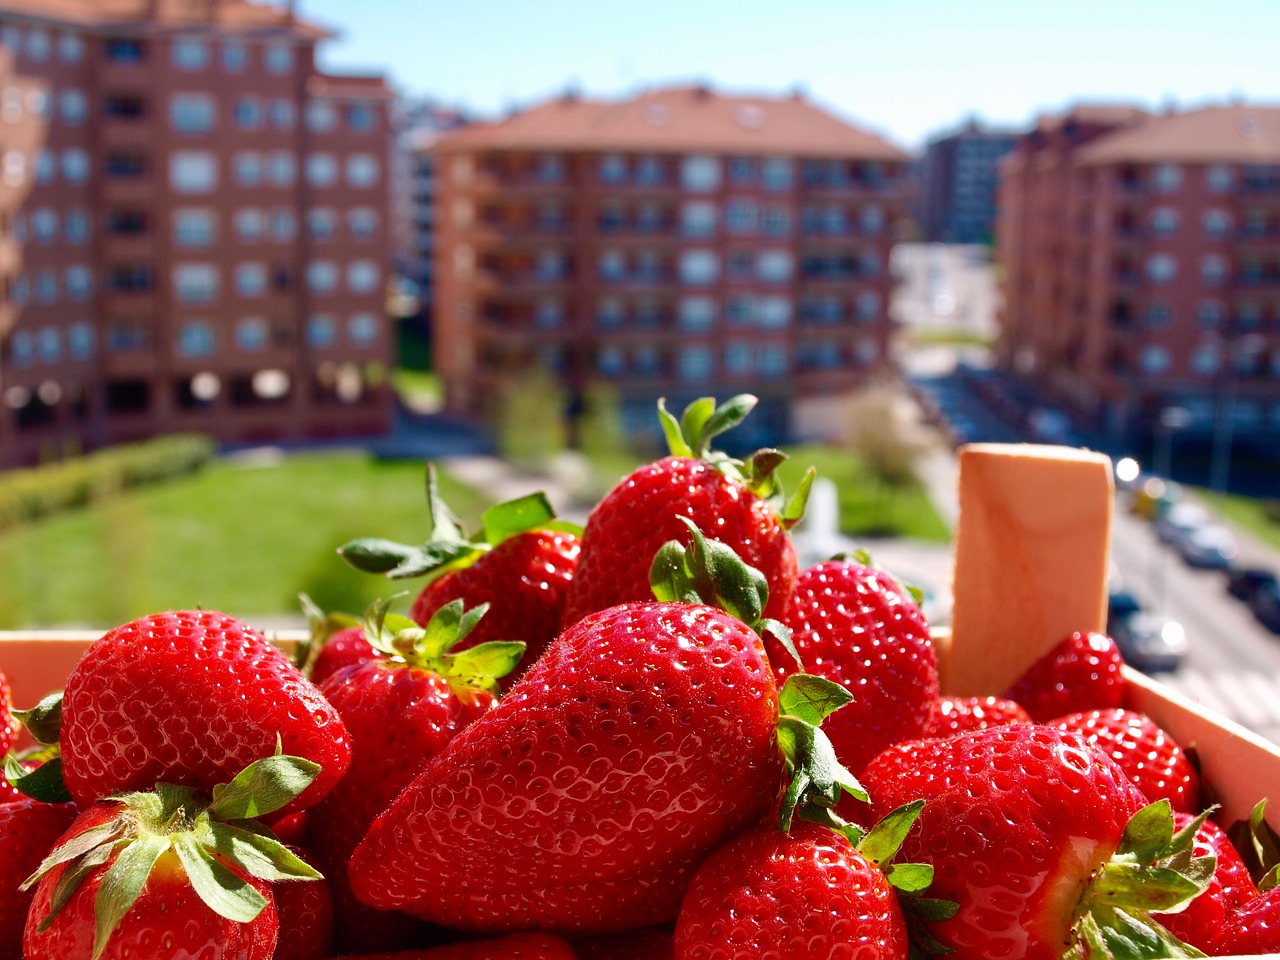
(1154, 669, 1280, 745)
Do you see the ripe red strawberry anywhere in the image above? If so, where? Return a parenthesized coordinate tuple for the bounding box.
(309, 625, 375, 685)
(1003, 630, 1126, 722)
(0, 798, 77, 960)
(59, 610, 350, 811)
(573, 927, 673, 960)
(327, 931, 580, 959)
(673, 813, 921, 960)
(312, 601, 517, 952)
(1049, 708, 1201, 813)
(22, 754, 323, 960)
(1155, 813, 1258, 954)
(273, 845, 333, 960)
(771, 558, 938, 775)
(560, 395, 806, 628)
(1222, 886, 1280, 955)
(293, 594, 374, 686)
(349, 527, 855, 935)
(341, 467, 580, 688)
(0, 671, 17, 757)
(922, 695, 1031, 738)
(862, 725, 1214, 960)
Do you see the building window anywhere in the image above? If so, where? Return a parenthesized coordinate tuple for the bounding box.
(106, 152, 145, 178)
(270, 99, 296, 129)
(35, 149, 54, 184)
(61, 149, 90, 183)
(307, 261, 338, 294)
(347, 103, 375, 132)
(37, 326, 60, 362)
(24, 29, 49, 61)
(728, 156, 755, 185)
(221, 40, 247, 71)
(635, 155, 664, 184)
(597, 345, 624, 376)
(104, 37, 144, 62)
(59, 89, 86, 124)
(1138, 345, 1170, 374)
(1206, 164, 1233, 194)
(724, 341, 752, 375)
(9, 331, 31, 367)
(178, 321, 215, 357)
(1191, 343, 1221, 376)
(1203, 209, 1231, 238)
(65, 266, 92, 301)
(346, 154, 379, 188)
(1151, 207, 1178, 236)
(236, 317, 267, 351)
(599, 154, 626, 184)
(758, 345, 789, 376)
(265, 41, 293, 74)
(757, 250, 793, 284)
(596, 298, 623, 329)
(1197, 301, 1223, 328)
(679, 345, 715, 381)
(726, 249, 754, 281)
(35, 270, 57, 304)
(598, 249, 625, 282)
(681, 155, 720, 192)
(533, 154, 562, 182)
(174, 264, 218, 303)
(678, 297, 716, 331)
(307, 315, 336, 347)
(235, 209, 265, 242)
(1145, 302, 1172, 328)
(64, 209, 89, 244)
(234, 152, 262, 186)
(681, 201, 717, 238)
(1201, 254, 1228, 286)
(31, 207, 56, 243)
(68, 322, 93, 360)
(235, 263, 267, 297)
(170, 151, 217, 193)
(856, 290, 881, 322)
(761, 158, 793, 191)
(305, 153, 337, 187)
(679, 250, 718, 285)
(305, 100, 337, 132)
(172, 37, 209, 70)
(233, 97, 262, 129)
(174, 208, 216, 245)
(725, 200, 756, 234)
(170, 93, 215, 133)
(270, 210, 296, 241)
(347, 208, 378, 239)
(1145, 254, 1176, 283)
(349, 313, 378, 344)
(266, 151, 296, 186)
(757, 296, 792, 330)
(58, 33, 84, 63)
(347, 260, 379, 293)
(761, 205, 790, 237)
(1153, 163, 1182, 193)
(307, 208, 336, 240)
(861, 204, 885, 235)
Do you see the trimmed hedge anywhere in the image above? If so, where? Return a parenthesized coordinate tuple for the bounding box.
(0, 434, 215, 529)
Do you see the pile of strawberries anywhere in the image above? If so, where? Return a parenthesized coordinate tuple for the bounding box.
(3, 395, 1280, 960)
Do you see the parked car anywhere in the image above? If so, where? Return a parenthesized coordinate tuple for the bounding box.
(1155, 503, 1208, 544)
(1253, 582, 1280, 635)
(1176, 524, 1238, 570)
(1106, 590, 1142, 633)
(1227, 567, 1279, 603)
(1110, 612, 1188, 673)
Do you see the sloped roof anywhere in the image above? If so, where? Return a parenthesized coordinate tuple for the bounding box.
(0, 0, 331, 39)
(1078, 105, 1280, 165)
(435, 86, 910, 161)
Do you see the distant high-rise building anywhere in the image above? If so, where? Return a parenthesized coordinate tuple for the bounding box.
(431, 85, 912, 445)
(917, 119, 1018, 244)
(0, 0, 395, 468)
(997, 104, 1280, 444)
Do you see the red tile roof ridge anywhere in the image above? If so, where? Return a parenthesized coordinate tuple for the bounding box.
(0, 0, 330, 38)
(1077, 103, 1280, 165)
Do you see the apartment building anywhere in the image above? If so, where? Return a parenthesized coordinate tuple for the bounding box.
(431, 85, 911, 444)
(0, 0, 394, 468)
(998, 104, 1280, 443)
(917, 118, 1018, 244)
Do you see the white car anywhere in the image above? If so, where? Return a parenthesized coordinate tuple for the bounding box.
(1177, 524, 1238, 569)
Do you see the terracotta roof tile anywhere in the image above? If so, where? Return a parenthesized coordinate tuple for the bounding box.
(0, 0, 330, 38)
(308, 73, 393, 101)
(1078, 105, 1280, 165)
(435, 86, 909, 161)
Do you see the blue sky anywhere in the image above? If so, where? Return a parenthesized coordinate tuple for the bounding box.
(302, 0, 1280, 148)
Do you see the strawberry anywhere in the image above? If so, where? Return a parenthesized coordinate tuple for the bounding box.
(1048, 708, 1201, 813)
(341, 466, 580, 688)
(312, 600, 519, 952)
(59, 610, 350, 811)
(272, 845, 333, 960)
(1222, 886, 1280, 955)
(922, 695, 1031, 738)
(1003, 630, 1126, 722)
(0, 670, 16, 757)
(673, 805, 935, 960)
(0, 798, 78, 960)
(309, 626, 375, 686)
(560, 395, 807, 629)
(327, 931, 580, 959)
(573, 927, 673, 960)
(22, 753, 323, 960)
(771, 557, 938, 775)
(348, 525, 857, 935)
(293, 594, 373, 686)
(862, 725, 1215, 960)
(1154, 812, 1258, 954)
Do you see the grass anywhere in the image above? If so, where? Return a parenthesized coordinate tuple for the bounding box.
(1197, 489, 1280, 553)
(392, 368, 443, 409)
(777, 443, 951, 543)
(903, 327, 997, 349)
(0, 453, 489, 630)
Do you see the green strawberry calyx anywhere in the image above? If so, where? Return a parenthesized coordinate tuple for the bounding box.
(1228, 797, 1280, 891)
(650, 518, 866, 831)
(292, 593, 362, 677)
(1068, 800, 1218, 959)
(338, 463, 581, 581)
(21, 747, 323, 960)
(362, 596, 525, 703)
(5, 690, 72, 804)
(656, 395, 814, 530)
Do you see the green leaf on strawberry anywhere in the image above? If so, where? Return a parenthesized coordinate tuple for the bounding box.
(4, 752, 71, 804)
(13, 691, 63, 746)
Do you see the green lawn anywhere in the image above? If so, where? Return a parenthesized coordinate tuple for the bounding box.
(777, 443, 951, 543)
(0, 453, 488, 630)
(1198, 489, 1280, 553)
